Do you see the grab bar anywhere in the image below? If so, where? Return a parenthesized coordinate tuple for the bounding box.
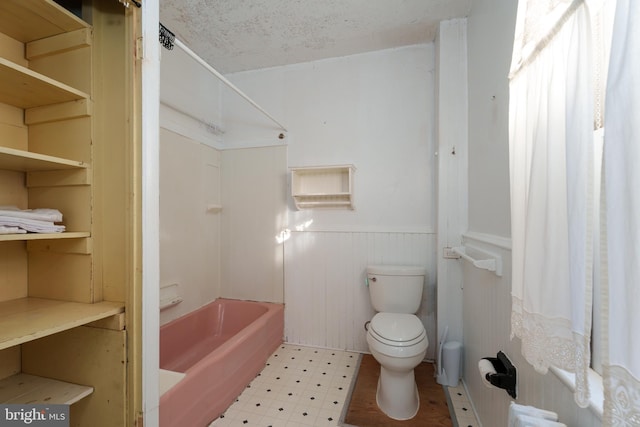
(452, 244, 503, 277)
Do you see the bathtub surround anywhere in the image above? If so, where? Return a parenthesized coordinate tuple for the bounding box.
(159, 129, 221, 324)
(220, 145, 287, 304)
(160, 38, 288, 325)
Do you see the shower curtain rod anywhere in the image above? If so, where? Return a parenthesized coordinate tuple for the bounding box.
(171, 37, 288, 133)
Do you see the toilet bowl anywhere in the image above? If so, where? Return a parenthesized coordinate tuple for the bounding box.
(366, 312, 428, 420)
(365, 264, 428, 420)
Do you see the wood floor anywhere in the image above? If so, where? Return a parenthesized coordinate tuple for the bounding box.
(343, 355, 453, 427)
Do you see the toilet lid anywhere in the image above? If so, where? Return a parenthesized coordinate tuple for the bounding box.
(369, 313, 425, 345)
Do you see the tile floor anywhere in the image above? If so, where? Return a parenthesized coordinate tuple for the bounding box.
(209, 343, 481, 427)
(209, 344, 359, 427)
(446, 383, 481, 427)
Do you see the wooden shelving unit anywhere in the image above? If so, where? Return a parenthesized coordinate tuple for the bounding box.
(0, 1, 135, 425)
(291, 164, 356, 209)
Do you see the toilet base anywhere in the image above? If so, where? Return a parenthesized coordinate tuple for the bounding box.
(375, 365, 420, 420)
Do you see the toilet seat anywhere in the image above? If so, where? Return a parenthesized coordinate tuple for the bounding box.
(367, 313, 428, 358)
(369, 313, 426, 346)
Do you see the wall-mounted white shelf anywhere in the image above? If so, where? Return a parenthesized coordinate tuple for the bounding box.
(291, 164, 355, 210)
(452, 244, 503, 277)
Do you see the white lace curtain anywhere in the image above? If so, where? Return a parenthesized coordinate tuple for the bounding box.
(509, 0, 594, 407)
(602, 0, 640, 423)
(510, 0, 640, 420)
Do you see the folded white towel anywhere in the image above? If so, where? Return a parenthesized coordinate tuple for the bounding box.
(0, 216, 65, 233)
(0, 206, 63, 222)
(515, 414, 567, 427)
(508, 402, 558, 427)
(0, 226, 26, 235)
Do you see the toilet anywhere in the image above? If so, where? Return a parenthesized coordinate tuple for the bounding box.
(365, 265, 428, 420)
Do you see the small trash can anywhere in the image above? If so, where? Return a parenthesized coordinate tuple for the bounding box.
(442, 341, 462, 387)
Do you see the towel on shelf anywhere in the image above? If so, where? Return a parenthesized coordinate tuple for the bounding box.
(0, 216, 65, 233)
(0, 226, 26, 235)
(0, 206, 63, 222)
(514, 414, 567, 427)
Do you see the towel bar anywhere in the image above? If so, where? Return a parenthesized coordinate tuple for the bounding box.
(452, 244, 502, 277)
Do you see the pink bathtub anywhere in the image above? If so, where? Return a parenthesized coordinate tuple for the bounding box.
(159, 298, 284, 427)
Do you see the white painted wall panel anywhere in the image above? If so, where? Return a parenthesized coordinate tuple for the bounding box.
(461, 235, 601, 427)
(227, 45, 436, 233)
(220, 145, 287, 303)
(284, 231, 437, 359)
(159, 128, 221, 325)
(466, 0, 514, 238)
(436, 19, 468, 347)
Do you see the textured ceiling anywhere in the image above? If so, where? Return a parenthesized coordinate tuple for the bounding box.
(159, 0, 472, 74)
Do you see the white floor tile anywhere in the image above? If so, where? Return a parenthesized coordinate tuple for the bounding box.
(446, 384, 481, 427)
(209, 344, 359, 427)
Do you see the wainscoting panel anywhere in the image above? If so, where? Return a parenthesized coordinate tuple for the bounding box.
(284, 231, 437, 358)
(460, 233, 601, 427)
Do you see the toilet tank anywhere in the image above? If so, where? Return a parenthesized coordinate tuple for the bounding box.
(366, 265, 426, 313)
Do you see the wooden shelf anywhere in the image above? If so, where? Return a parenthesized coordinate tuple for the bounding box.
(0, 298, 124, 351)
(0, 0, 89, 43)
(0, 57, 89, 109)
(0, 146, 88, 172)
(0, 373, 93, 405)
(0, 232, 90, 242)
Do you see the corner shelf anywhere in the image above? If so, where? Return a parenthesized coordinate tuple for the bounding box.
(291, 164, 355, 210)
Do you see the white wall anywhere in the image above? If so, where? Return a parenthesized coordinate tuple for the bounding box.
(464, 0, 602, 425)
(436, 19, 468, 348)
(159, 128, 221, 325)
(220, 145, 287, 303)
(227, 45, 437, 355)
(285, 231, 437, 357)
(467, 0, 512, 238)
